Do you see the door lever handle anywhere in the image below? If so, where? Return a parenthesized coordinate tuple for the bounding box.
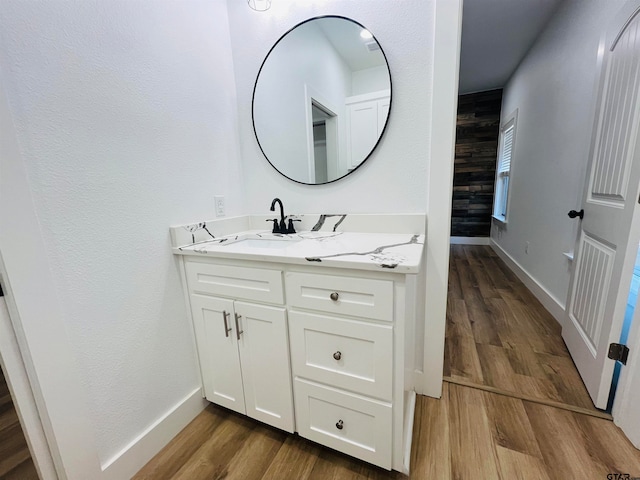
(568, 209, 584, 220)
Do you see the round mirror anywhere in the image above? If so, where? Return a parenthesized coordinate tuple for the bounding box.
(252, 16, 391, 185)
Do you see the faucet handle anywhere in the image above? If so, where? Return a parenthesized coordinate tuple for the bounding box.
(266, 219, 279, 233)
(286, 218, 302, 234)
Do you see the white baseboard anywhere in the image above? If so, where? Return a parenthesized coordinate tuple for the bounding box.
(101, 387, 207, 480)
(450, 236, 491, 245)
(415, 365, 443, 398)
(490, 240, 566, 325)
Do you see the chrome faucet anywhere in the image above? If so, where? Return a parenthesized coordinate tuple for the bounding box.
(270, 198, 287, 234)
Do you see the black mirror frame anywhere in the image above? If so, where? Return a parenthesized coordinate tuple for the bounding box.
(251, 15, 393, 186)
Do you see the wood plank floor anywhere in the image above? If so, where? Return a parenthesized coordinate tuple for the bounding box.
(134, 383, 640, 479)
(444, 245, 599, 413)
(0, 367, 38, 480)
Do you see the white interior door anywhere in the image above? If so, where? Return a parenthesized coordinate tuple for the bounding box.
(347, 101, 378, 169)
(564, 1, 640, 409)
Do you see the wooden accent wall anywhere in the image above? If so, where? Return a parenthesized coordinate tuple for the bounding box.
(451, 89, 502, 237)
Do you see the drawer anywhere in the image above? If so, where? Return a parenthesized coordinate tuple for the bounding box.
(285, 272, 393, 321)
(185, 260, 284, 304)
(289, 311, 393, 400)
(294, 378, 392, 469)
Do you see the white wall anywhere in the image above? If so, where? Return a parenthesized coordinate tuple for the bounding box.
(492, 0, 626, 312)
(227, 0, 435, 213)
(0, 0, 242, 476)
(352, 65, 389, 95)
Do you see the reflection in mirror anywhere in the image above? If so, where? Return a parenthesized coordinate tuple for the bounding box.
(252, 16, 391, 185)
(312, 104, 333, 183)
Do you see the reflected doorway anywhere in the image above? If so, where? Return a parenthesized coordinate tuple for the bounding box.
(312, 104, 331, 184)
(309, 100, 338, 183)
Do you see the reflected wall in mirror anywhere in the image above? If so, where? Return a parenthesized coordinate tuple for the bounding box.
(252, 16, 391, 185)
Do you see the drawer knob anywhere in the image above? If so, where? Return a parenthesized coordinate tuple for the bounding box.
(330, 292, 339, 301)
(336, 419, 344, 430)
(333, 351, 342, 361)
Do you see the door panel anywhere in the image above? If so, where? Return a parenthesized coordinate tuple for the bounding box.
(590, 16, 640, 203)
(564, 2, 640, 409)
(348, 102, 379, 167)
(190, 294, 245, 414)
(568, 233, 615, 354)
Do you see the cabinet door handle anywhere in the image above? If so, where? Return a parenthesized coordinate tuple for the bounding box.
(335, 419, 344, 430)
(234, 313, 243, 340)
(333, 351, 342, 361)
(330, 292, 339, 301)
(222, 310, 232, 338)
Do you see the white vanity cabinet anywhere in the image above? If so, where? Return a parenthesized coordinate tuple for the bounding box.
(184, 258, 295, 433)
(175, 230, 422, 474)
(345, 90, 391, 170)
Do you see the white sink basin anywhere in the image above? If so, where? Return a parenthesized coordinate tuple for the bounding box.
(232, 238, 295, 249)
(220, 233, 301, 249)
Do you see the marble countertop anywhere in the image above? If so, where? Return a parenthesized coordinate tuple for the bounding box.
(173, 230, 425, 273)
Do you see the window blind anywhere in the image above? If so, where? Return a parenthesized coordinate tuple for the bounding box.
(498, 125, 514, 174)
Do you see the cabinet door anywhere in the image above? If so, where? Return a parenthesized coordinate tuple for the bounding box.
(234, 301, 295, 432)
(377, 98, 390, 135)
(189, 294, 245, 414)
(347, 101, 379, 169)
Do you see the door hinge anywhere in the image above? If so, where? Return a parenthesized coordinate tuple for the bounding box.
(608, 343, 630, 365)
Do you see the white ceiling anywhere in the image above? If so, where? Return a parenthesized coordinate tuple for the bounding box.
(316, 17, 386, 71)
(459, 0, 564, 94)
